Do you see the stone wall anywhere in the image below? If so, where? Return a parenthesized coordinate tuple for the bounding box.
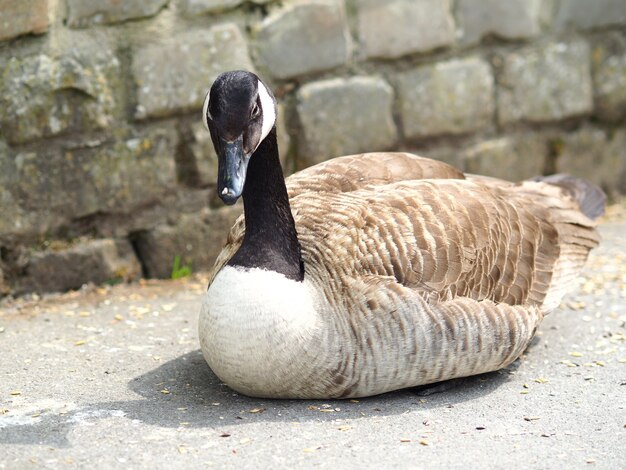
(0, 0, 625, 296)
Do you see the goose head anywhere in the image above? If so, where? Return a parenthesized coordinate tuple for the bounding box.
(203, 70, 277, 205)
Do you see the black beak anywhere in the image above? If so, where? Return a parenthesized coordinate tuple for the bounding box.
(217, 135, 250, 205)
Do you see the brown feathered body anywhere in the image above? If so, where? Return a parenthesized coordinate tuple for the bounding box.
(201, 152, 601, 398)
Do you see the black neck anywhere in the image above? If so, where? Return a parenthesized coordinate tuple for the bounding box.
(226, 128, 304, 281)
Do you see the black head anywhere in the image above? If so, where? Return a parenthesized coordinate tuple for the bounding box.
(203, 70, 277, 205)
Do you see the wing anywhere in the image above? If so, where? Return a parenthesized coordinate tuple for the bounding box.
(293, 177, 599, 313)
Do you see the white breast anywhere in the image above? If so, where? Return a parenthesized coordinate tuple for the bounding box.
(199, 266, 342, 398)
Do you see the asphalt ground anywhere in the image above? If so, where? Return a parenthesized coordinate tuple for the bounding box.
(1, 212, 625, 469)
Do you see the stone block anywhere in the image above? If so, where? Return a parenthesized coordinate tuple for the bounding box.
(133, 206, 242, 278)
(357, 0, 454, 59)
(296, 76, 398, 166)
(253, 0, 350, 79)
(132, 24, 254, 119)
(497, 40, 593, 125)
(0, 45, 121, 144)
(0, 0, 48, 41)
(555, 127, 626, 196)
(591, 33, 626, 123)
(463, 135, 547, 181)
(16, 239, 141, 294)
(66, 0, 168, 28)
(396, 57, 494, 139)
(0, 128, 178, 225)
(456, 0, 542, 45)
(555, 0, 626, 30)
(183, 103, 290, 186)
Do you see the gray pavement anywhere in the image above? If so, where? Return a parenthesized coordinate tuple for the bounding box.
(1, 220, 625, 469)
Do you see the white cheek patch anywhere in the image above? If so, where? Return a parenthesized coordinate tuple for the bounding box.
(258, 80, 276, 144)
(202, 89, 211, 131)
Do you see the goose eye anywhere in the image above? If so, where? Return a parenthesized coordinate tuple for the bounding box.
(251, 103, 260, 119)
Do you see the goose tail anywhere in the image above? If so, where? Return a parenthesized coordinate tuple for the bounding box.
(530, 174, 606, 220)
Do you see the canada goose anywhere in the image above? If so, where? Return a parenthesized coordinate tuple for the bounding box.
(198, 70, 605, 399)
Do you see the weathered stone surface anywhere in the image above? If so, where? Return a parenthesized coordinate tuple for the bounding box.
(253, 0, 350, 79)
(66, 0, 168, 28)
(183, 104, 290, 187)
(456, 0, 542, 44)
(71, 188, 212, 241)
(554, 0, 626, 30)
(463, 135, 546, 180)
(591, 33, 626, 122)
(0, 46, 120, 144)
(296, 76, 398, 166)
(0, 141, 30, 237)
(497, 40, 593, 125)
(178, 122, 219, 188)
(608, 130, 626, 194)
(0, 0, 48, 41)
(178, 0, 242, 16)
(396, 57, 494, 139)
(0, 184, 32, 239)
(15, 239, 141, 294)
(133, 206, 242, 278)
(555, 127, 626, 196)
(133, 24, 254, 119)
(0, 128, 178, 231)
(178, 0, 271, 14)
(357, 0, 454, 59)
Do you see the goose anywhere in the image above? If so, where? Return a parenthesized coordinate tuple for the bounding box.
(198, 70, 605, 399)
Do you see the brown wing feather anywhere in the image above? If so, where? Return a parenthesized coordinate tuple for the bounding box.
(294, 178, 598, 313)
